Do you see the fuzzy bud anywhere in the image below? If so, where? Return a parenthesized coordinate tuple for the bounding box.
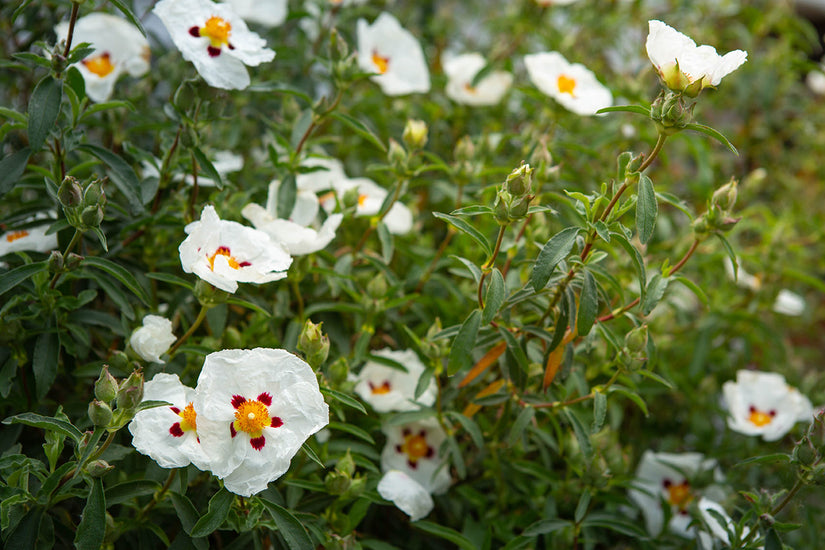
(58, 176, 83, 208)
(94, 366, 119, 403)
(325, 470, 352, 495)
(194, 279, 229, 307)
(336, 450, 356, 476)
(625, 325, 649, 354)
(505, 163, 533, 196)
(80, 204, 105, 227)
(366, 272, 388, 299)
(65, 253, 84, 270)
(88, 399, 113, 427)
(116, 369, 144, 413)
(327, 357, 350, 386)
(83, 179, 105, 207)
(711, 178, 738, 211)
(86, 459, 114, 478)
(47, 250, 65, 273)
(402, 119, 428, 151)
(387, 139, 408, 170)
(297, 320, 330, 369)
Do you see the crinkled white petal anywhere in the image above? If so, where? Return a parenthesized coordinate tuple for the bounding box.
(130, 315, 176, 363)
(378, 470, 434, 521)
(128, 373, 211, 471)
(0, 223, 58, 256)
(524, 51, 612, 116)
(193, 348, 329, 496)
(357, 13, 430, 95)
(354, 349, 436, 413)
(772, 289, 805, 316)
(242, 204, 342, 255)
(443, 52, 512, 106)
(265, 180, 321, 226)
(179, 205, 292, 293)
(223, 0, 287, 27)
(381, 418, 452, 495)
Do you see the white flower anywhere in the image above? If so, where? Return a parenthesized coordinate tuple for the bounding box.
(628, 451, 717, 538)
(377, 470, 434, 521)
(128, 373, 211, 470)
(443, 53, 512, 106)
(55, 13, 150, 102)
(645, 20, 747, 96)
(772, 289, 805, 317)
(535, 0, 582, 5)
(806, 65, 825, 95)
(524, 52, 612, 116)
(130, 315, 176, 364)
(222, 0, 287, 27)
(0, 216, 58, 256)
(722, 370, 813, 441)
(381, 418, 451, 494)
(354, 349, 436, 413)
(698, 497, 747, 546)
(357, 12, 430, 96)
(179, 205, 292, 293)
(193, 348, 329, 496)
(241, 179, 343, 255)
(153, 0, 275, 90)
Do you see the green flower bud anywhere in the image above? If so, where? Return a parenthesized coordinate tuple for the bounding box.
(336, 450, 356, 476)
(65, 253, 84, 270)
(344, 475, 367, 499)
(625, 325, 649, 354)
(387, 139, 408, 170)
(80, 204, 104, 227)
(194, 279, 229, 307)
(83, 180, 105, 207)
(327, 357, 349, 386)
(108, 350, 129, 371)
(51, 53, 68, 74)
(366, 273, 388, 299)
(297, 320, 330, 369)
(224, 326, 243, 349)
(505, 163, 533, 196)
(47, 250, 65, 273)
(116, 369, 144, 413)
(88, 399, 113, 427)
(509, 195, 532, 220)
(493, 189, 512, 225)
(402, 119, 428, 151)
(324, 470, 352, 495)
(454, 135, 476, 164)
(329, 28, 349, 60)
(86, 459, 114, 478)
(792, 438, 818, 467)
(180, 125, 199, 149)
(58, 176, 83, 208)
(95, 366, 119, 403)
(711, 178, 738, 211)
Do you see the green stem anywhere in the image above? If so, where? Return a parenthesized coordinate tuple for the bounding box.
(291, 279, 305, 320)
(167, 305, 209, 358)
(477, 225, 507, 309)
(352, 178, 406, 256)
(137, 469, 178, 521)
(86, 430, 116, 463)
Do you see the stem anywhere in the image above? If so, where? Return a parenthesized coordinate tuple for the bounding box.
(86, 430, 116, 463)
(167, 305, 209, 358)
(530, 368, 621, 410)
(49, 230, 82, 289)
(187, 151, 199, 222)
(636, 132, 666, 173)
(62, 2, 81, 58)
(137, 469, 178, 520)
(291, 279, 305, 320)
(477, 225, 507, 308)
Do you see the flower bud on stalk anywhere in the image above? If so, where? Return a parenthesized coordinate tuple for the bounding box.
(387, 139, 408, 171)
(327, 357, 350, 386)
(504, 163, 533, 196)
(94, 366, 119, 403)
(625, 325, 649, 354)
(58, 176, 83, 208)
(298, 320, 330, 369)
(47, 250, 65, 273)
(402, 119, 428, 151)
(711, 178, 738, 211)
(86, 459, 114, 478)
(88, 399, 113, 427)
(116, 369, 144, 414)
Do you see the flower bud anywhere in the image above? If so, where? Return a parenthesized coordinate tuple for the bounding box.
(180, 125, 199, 149)
(325, 470, 351, 495)
(493, 190, 512, 225)
(454, 135, 476, 164)
(108, 350, 129, 371)
(625, 325, 649, 354)
(509, 195, 532, 220)
(711, 178, 738, 211)
(344, 475, 367, 499)
(505, 163, 533, 196)
(366, 273, 388, 299)
(402, 119, 428, 151)
(88, 399, 113, 427)
(51, 52, 68, 74)
(297, 320, 330, 369)
(327, 357, 349, 387)
(95, 366, 119, 403)
(336, 450, 356, 476)
(194, 279, 229, 307)
(65, 253, 84, 270)
(47, 250, 65, 273)
(83, 179, 105, 207)
(86, 459, 114, 478)
(116, 369, 144, 413)
(792, 438, 818, 467)
(329, 28, 349, 60)
(626, 152, 645, 174)
(342, 186, 360, 210)
(224, 326, 243, 349)
(58, 176, 83, 208)
(80, 204, 104, 227)
(387, 139, 408, 170)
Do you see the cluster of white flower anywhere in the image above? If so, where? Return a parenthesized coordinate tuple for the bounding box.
(129, 348, 329, 496)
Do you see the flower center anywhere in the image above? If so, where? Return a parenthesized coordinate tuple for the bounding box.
(557, 74, 577, 96)
(82, 53, 115, 77)
(372, 51, 390, 74)
(662, 479, 693, 510)
(463, 82, 477, 94)
(5, 230, 29, 243)
(396, 428, 434, 468)
(208, 246, 249, 271)
(233, 399, 271, 437)
(179, 403, 197, 432)
(369, 380, 392, 395)
(357, 194, 368, 207)
(748, 405, 776, 427)
(200, 16, 232, 48)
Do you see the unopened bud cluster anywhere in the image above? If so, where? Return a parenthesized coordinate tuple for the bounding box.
(298, 319, 330, 369)
(58, 176, 107, 231)
(692, 178, 740, 238)
(650, 91, 694, 134)
(88, 365, 145, 430)
(494, 163, 534, 224)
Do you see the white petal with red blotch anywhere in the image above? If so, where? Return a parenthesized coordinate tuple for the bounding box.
(128, 373, 211, 471)
(380, 418, 451, 495)
(354, 349, 436, 413)
(193, 348, 329, 496)
(378, 470, 434, 521)
(357, 12, 430, 96)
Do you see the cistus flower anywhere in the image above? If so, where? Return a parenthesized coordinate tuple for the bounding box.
(381, 418, 451, 494)
(222, 0, 287, 27)
(377, 469, 434, 521)
(722, 370, 813, 441)
(353, 349, 437, 413)
(524, 52, 612, 116)
(0, 216, 58, 257)
(645, 20, 747, 96)
(723, 257, 806, 317)
(128, 373, 211, 470)
(443, 53, 513, 106)
(357, 12, 430, 96)
(179, 205, 292, 293)
(55, 13, 150, 103)
(193, 348, 329, 496)
(129, 315, 176, 364)
(153, 0, 275, 90)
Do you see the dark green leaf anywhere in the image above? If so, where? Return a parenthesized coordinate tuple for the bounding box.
(105, 480, 161, 506)
(433, 212, 492, 258)
(735, 453, 790, 467)
(582, 513, 647, 537)
(531, 227, 580, 290)
(609, 231, 646, 304)
(608, 386, 649, 416)
(327, 421, 375, 444)
(642, 273, 669, 316)
(276, 174, 297, 220)
(107, 0, 147, 36)
(414, 521, 477, 550)
(591, 391, 607, 433)
(76, 144, 143, 214)
(190, 488, 233, 538)
(81, 256, 150, 305)
(507, 406, 535, 446)
(596, 105, 651, 116)
(5, 505, 44, 550)
(447, 309, 481, 376)
(3, 412, 83, 444)
(497, 325, 529, 375)
(0, 147, 32, 198)
(290, 109, 314, 150)
(147, 272, 194, 290)
(377, 222, 393, 263)
(445, 411, 484, 448)
(27, 75, 62, 152)
(259, 499, 314, 550)
(576, 270, 598, 336)
(575, 488, 591, 523)
(450, 205, 493, 216)
(33, 331, 59, 400)
(330, 112, 386, 152)
(715, 233, 738, 280)
(482, 268, 505, 325)
(522, 518, 571, 537)
(685, 123, 738, 155)
(563, 408, 593, 459)
(635, 174, 657, 245)
(74, 478, 105, 550)
(764, 529, 782, 550)
(320, 387, 367, 415)
(192, 147, 223, 189)
(0, 261, 47, 297)
(301, 443, 325, 469)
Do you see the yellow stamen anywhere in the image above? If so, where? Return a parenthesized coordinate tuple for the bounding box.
(208, 246, 241, 271)
(370, 381, 392, 395)
(5, 230, 29, 243)
(178, 403, 197, 432)
(557, 74, 576, 96)
(372, 51, 390, 74)
(82, 53, 115, 78)
(200, 16, 232, 48)
(233, 400, 271, 437)
(401, 433, 430, 464)
(463, 83, 477, 94)
(666, 481, 693, 509)
(749, 409, 773, 427)
(357, 194, 368, 207)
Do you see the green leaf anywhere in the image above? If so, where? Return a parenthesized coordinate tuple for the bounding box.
(0, 261, 48, 297)
(259, 499, 314, 550)
(276, 174, 297, 220)
(445, 411, 484, 449)
(192, 147, 223, 189)
(5, 505, 44, 550)
(146, 272, 194, 290)
(715, 233, 738, 279)
(0, 147, 31, 198)
(190, 487, 233, 538)
(447, 309, 481, 376)
(764, 528, 782, 550)
(300, 442, 325, 469)
(608, 385, 649, 416)
(685, 123, 738, 155)
(497, 325, 529, 375)
(2, 412, 83, 444)
(33, 330, 59, 400)
(735, 453, 790, 467)
(672, 275, 709, 308)
(81, 256, 150, 305)
(433, 212, 492, 258)
(414, 521, 477, 550)
(635, 174, 657, 245)
(596, 105, 651, 116)
(327, 421, 375, 444)
(522, 518, 572, 537)
(136, 400, 171, 413)
(563, 408, 593, 459)
(76, 144, 143, 214)
(450, 205, 493, 217)
(290, 109, 314, 150)
(105, 480, 161, 506)
(27, 75, 62, 152)
(507, 406, 535, 446)
(107, 0, 147, 36)
(377, 222, 393, 263)
(642, 273, 669, 316)
(482, 268, 505, 324)
(582, 512, 647, 537)
(320, 387, 367, 415)
(531, 227, 580, 290)
(74, 478, 105, 550)
(574, 488, 591, 523)
(576, 270, 598, 337)
(330, 112, 386, 152)
(609, 231, 646, 304)
(591, 391, 607, 433)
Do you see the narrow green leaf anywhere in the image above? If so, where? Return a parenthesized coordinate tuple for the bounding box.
(74, 478, 105, 550)
(290, 109, 314, 150)
(450, 255, 482, 285)
(327, 421, 375, 444)
(531, 227, 580, 290)
(447, 309, 481, 376)
(433, 212, 492, 258)
(105, 480, 161, 506)
(445, 411, 484, 448)
(507, 406, 535, 446)
(734, 453, 790, 467)
(81, 256, 150, 305)
(0, 147, 32, 198)
(608, 386, 649, 416)
(450, 205, 493, 216)
(414, 520, 477, 550)
(522, 518, 572, 537)
(320, 387, 367, 415)
(76, 144, 143, 214)
(377, 222, 394, 263)
(591, 391, 607, 433)
(715, 233, 738, 280)
(576, 271, 598, 336)
(259, 499, 314, 550)
(330, 112, 386, 152)
(482, 268, 505, 324)
(136, 400, 171, 413)
(276, 174, 297, 220)
(107, 0, 147, 36)
(609, 231, 646, 304)
(574, 488, 591, 523)
(635, 174, 657, 245)
(190, 487, 233, 538)
(497, 325, 529, 375)
(685, 122, 738, 155)
(582, 513, 647, 537)
(27, 75, 62, 152)
(146, 272, 194, 290)
(596, 105, 651, 116)
(33, 331, 59, 400)
(642, 273, 669, 316)
(563, 408, 593, 459)
(192, 147, 223, 189)
(0, 261, 48, 297)
(764, 529, 782, 550)
(301, 442, 325, 469)
(2, 412, 83, 444)
(672, 275, 709, 308)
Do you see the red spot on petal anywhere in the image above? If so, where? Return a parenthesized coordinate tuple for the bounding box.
(231, 395, 246, 409)
(395, 444, 403, 453)
(257, 392, 272, 406)
(407, 460, 418, 469)
(238, 261, 251, 267)
(170, 406, 181, 414)
(196, 436, 200, 444)
(250, 436, 266, 450)
(402, 428, 411, 437)
(188, 26, 200, 37)
(748, 405, 756, 413)
(425, 447, 434, 458)
(169, 423, 184, 437)
(207, 46, 221, 57)
(418, 430, 427, 438)
(662, 478, 672, 488)
(228, 43, 235, 50)
(270, 416, 282, 428)
(769, 410, 777, 417)
(230, 423, 237, 438)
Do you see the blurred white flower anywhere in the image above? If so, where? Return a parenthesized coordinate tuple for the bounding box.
(443, 53, 512, 106)
(179, 205, 292, 293)
(381, 418, 451, 494)
(353, 349, 436, 413)
(806, 66, 825, 95)
(698, 497, 748, 546)
(223, 0, 287, 27)
(357, 12, 430, 95)
(130, 315, 176, 364)
(193, 348, 329, 496)
(154, 0, 275, 90)
(645, 20, 747, 95)
(377, 470, 434, 521)
(535, 0, 582, 5)
(128, 373, 211, 470)
(723, 257, 806, 316)
(142, 150, 242, 188)
(524, 51, 612, 115)
(0, 216, 58, 256)
(722, 370, 813, 441)
(55, 13, 150, 102)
